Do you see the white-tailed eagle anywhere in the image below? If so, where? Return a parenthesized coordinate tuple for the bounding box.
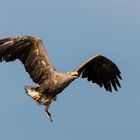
(0, 36, 122, 122)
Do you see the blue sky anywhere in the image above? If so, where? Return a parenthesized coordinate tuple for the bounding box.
(0, 0, 139, 140)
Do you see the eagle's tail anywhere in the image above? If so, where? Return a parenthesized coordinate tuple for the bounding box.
(24, 86, 43, 103)
(24, 86, 53, 106)
(24, 86, 40, 97)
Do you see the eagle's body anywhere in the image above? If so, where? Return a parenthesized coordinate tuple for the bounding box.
(0, 36, 122, 122)
(25, 71, 75, 106)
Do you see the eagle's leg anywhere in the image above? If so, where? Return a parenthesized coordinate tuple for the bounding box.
(45, 105, 53, 122)
(25, 86, 53, 122)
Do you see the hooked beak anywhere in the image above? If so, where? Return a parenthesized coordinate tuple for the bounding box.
(69, 71, 79, 78)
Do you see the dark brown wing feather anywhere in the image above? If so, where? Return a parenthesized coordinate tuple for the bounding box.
(0, 36, 55, 84)
(75, 55, 122, 92)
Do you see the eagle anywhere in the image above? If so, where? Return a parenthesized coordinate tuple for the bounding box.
(0, 36, 122, 122)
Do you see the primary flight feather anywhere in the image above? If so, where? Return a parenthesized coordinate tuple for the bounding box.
(0, 36, 122, 122)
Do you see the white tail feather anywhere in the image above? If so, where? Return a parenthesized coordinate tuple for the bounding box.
(25, 86, 40, 97)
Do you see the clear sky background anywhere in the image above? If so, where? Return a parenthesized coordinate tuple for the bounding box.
(0, 0, 139, 140)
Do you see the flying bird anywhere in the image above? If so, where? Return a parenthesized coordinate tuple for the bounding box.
(0, 36, 122, 122)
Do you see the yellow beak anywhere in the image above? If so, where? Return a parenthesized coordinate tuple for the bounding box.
(70, 71, 79, 78)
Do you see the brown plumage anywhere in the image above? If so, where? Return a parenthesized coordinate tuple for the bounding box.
(0, 36, 122, 122)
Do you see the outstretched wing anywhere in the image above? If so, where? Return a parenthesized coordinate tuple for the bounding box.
(0, 36, 55, 84)
(75, 55, 122, 92)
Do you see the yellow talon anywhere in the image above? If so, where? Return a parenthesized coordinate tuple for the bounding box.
(44, 99, 52, 106)
(33, 95, 41, 102)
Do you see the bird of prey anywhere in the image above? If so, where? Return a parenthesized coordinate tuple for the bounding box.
(0, 36, 122, 122)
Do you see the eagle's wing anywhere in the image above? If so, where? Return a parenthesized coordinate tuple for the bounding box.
(75, 55, 122, 92)
(0, 36, 55, 84)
